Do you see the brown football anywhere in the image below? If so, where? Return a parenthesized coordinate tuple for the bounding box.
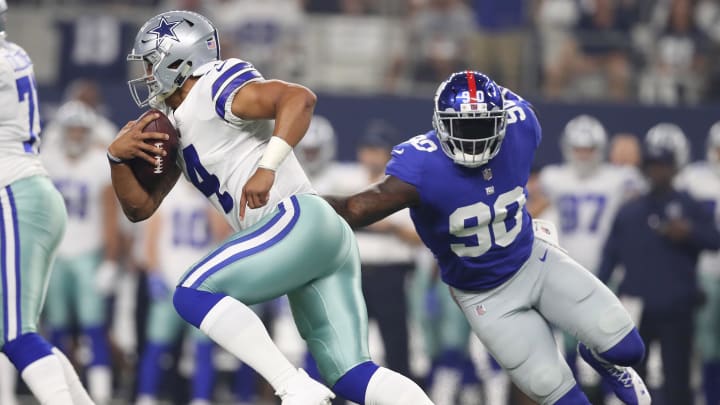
(129, 109, 180, 192)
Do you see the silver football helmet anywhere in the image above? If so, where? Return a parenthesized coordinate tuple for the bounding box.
(644, 123, 690, 168)
(561, 115, 607, 176)
(707, 121, 720, 175)
(55, 101, 98, 158)
(0, 0, 8, 39)
(128, 10, 220, 108)
(297, 115, 337, 177)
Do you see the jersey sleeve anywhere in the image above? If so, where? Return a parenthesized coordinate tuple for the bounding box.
(502, 87, 541, 149)
(209, 59, 264, 125)
(385, 135, 431, 189)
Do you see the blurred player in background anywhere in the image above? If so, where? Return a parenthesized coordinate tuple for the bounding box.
(109, 10, 432, 405)
(327, 70, 651, 405)
(0, 1, 94, 403)
(598, 123, 720, 404)
(42, 101, 120, 405)
(536, 115, 643, 382)
(675, 122, 720, 405)
(136, 178, 228, 405)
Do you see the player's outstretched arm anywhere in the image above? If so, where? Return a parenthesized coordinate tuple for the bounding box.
(107, 115, 180, 222)
(325, 175, 421, 228)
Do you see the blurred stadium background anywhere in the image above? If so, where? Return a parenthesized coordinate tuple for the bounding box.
(3, 0, 720, 404)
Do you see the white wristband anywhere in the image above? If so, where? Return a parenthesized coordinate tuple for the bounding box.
(258, 136, 293, 171)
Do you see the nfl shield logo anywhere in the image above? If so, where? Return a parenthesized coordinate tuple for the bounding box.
(476, 304, 486, 316)
(482, 168, 493, 180)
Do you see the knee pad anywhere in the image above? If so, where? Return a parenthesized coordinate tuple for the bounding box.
(528, 364, 565, 399)
(173, 287, 225, 329)
(1, 332, 53, 372)
(599, 328, 645, 366)
(597, 304, 634, 336)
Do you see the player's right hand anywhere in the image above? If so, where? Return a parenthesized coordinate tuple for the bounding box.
(108, 113, 169, 166)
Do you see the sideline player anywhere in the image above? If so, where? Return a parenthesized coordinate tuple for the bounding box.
(107, 10, 432, 405)
(136, 178, 227, 405)
(325, 71, 651, 405)
(536, 115, 643, 380)
(41, 101, 120, 405)
(675, 122, 720, 405)
(0, 1, 95, 403)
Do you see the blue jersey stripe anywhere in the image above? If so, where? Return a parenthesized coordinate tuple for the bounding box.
(214, 69, 262, 120)
(188, 196, 301, 289)
(6, 187, 20, 339)
(0, 194, 7, 344)
(210, 61, 252, 100)
(178, 196, 291, 287)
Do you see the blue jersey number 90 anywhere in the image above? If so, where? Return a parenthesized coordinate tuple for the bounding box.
(449, 187, 526, 257)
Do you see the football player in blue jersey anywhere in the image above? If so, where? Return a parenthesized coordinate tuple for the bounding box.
(326, 71, 651, 405)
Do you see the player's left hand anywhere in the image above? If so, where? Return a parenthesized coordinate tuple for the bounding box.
(240, 168, 275, 219)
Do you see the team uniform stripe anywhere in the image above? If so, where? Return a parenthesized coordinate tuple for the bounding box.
(0, 194, 7, 343)
(177, 200, 288, 286)
(466, 71, 478, 103)
(180, 196, 300, 289)
(0, 187, 18, 341)
(6, 187, 20, 341)
(210, 61, 252, 99)
(213, 69, 262, 120)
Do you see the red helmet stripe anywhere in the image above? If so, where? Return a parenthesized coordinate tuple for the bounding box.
(465, 71, 477, 102)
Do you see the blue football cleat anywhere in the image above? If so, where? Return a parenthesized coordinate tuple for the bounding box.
(578, 343, 651, 405)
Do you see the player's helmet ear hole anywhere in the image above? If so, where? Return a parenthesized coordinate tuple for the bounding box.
(167, 59, 184, 69)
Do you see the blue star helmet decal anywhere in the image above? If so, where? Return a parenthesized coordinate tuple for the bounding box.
(147, 16, 181, 42)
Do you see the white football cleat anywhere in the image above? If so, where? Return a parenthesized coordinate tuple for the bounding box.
(275, 369, 336, 405)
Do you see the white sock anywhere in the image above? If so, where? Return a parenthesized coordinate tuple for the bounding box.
(87, 365, 112, 404)
(0, 354, 17, 405)
(52, 348, 96, 405)
(365, 367, 433, 405)
(20, 354, 74, 405)
(200, 296, 298, 391)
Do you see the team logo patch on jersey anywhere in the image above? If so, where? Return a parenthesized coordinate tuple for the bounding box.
(485, 186, 495, 195)
(476, 304, 487, 316)
(482, 168, 493, 180)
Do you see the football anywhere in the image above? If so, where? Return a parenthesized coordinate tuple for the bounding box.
(129, 109, 180, 191)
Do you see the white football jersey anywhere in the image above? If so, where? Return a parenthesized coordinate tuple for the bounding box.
(171, 59, 314, 231)
(539, 164, 644, 273)
(0, 39, 46, 188)
(42, 148, 110, 257)
(676, 162, 720, 276)
(156, 179, 216, 286)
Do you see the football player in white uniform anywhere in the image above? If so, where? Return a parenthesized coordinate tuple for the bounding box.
(42, 102, 120, 405)
(136, 178, 227, 405)
(537, 115, 644, 384)
(0, 2, 95, 403)
(108, 10, 432, 405)
(675, 122, 720, 405)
